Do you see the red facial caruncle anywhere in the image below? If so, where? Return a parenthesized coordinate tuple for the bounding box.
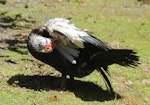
(43, 39, 56, 53)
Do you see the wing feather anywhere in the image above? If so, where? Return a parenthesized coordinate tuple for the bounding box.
(56, 43, 80, 64)
(44, 17, 111, 64)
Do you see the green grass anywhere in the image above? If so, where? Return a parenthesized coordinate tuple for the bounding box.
(0, 0, 150, 105)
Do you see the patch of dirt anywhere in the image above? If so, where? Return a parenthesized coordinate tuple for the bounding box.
(0, 74, 4, 82)
(28, 61, 60, 76)
(143, 66, 150, 74)
(109, 42, 121, 49)
(112, 75, 133, 93)
(140, 79, 150, 84)
(49, 95, 61, 102)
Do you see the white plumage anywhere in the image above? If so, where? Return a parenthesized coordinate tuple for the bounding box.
(44, 17, 110, 64)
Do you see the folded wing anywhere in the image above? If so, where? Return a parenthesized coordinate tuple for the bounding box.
(44, 18, 111, 64)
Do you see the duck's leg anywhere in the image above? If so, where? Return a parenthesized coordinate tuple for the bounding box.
(69, 75, 74, 89)
(70, 75, 74, 82)
(61, 73, 67, 90)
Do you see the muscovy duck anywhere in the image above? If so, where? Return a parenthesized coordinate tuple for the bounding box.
(27, 18, 139, 91)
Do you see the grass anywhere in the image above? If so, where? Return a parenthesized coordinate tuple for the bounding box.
(0, 0, 150, 105)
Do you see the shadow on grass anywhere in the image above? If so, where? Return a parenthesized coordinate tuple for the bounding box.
(0, 35, 28, 55)
(2, 39, 27, 54)
(0, 12, 36, 29)
(7, 74, 121, 102)
(0, 13, 30, 55)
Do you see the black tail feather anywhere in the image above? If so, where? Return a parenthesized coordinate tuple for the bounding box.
(91, 49, 139, 68)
